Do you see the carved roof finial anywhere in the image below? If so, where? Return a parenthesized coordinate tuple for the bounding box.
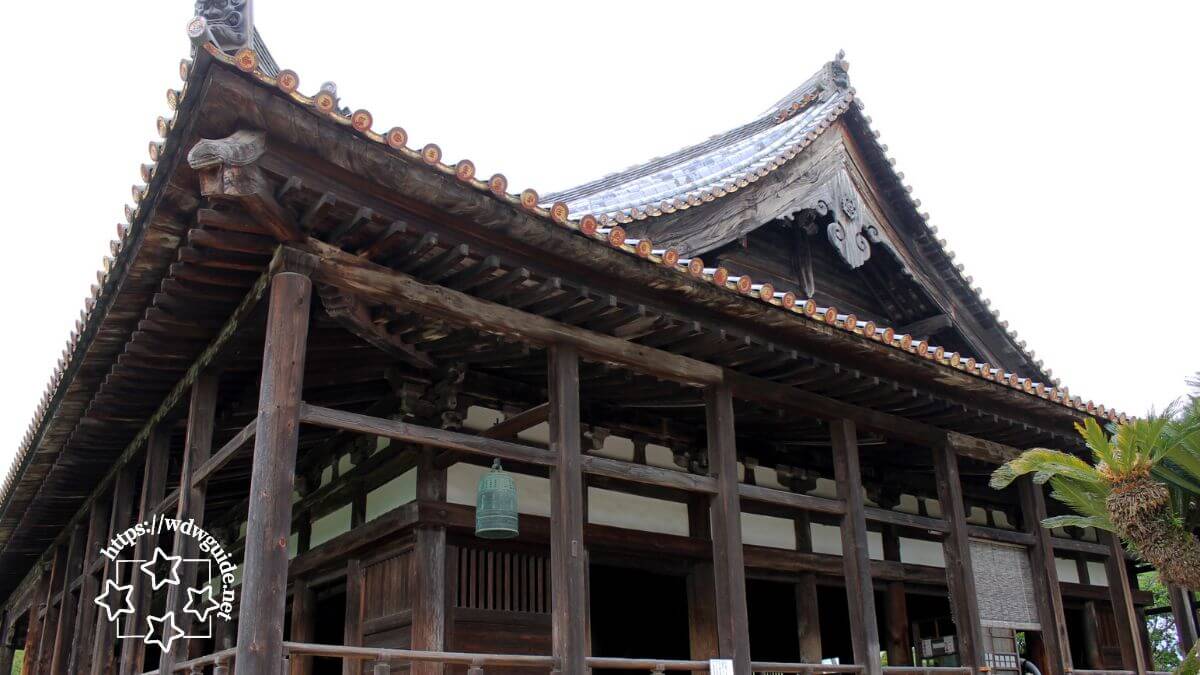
(190, 0, 253, 54)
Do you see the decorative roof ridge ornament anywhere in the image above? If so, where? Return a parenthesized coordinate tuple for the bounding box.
(188, 0, 253, 55)
(772, 50, 851, 124)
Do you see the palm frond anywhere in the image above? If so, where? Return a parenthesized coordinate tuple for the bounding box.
(989, 448, 1103, 490)
(1048, 475, 1111, 524)
(1041, 514, 1109, 530)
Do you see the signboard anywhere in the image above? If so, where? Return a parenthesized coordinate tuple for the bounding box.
(920, 635, 956, 657)
(710, 659, 735, 675)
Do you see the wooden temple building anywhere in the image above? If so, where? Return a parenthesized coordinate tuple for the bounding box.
(1, 4, 1197, 674)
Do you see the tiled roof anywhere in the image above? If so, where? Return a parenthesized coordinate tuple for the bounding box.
(1, 44, 1129, 528)
(543, 90, 850, 220)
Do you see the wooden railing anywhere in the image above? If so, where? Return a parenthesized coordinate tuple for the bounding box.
(880, 669, 972, 675)
(146, 642, 884, 674)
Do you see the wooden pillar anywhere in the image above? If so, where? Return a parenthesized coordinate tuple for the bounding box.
(705, 385, 751, 675)
(90, 467, 136, 675)
(289, 578, 316, 675)
(1018, 479, 1071, 675)
(881, 525, 911, 667)
(1103, 533, 1146, 675)
(1081, 601, 1103, 669)
(236, 271, 313, 674)
(687, 497, 719, 673)
(160, 372, 219, 675)
(343, 559, 364, 675)
(118, 425, 171, 675)
(831, 419, 882, 675)
(32, 543, 68, 675)
(0, 609, 14, 675)
(794, 512, 822, 664)
(48, 523, 86, 675)
(1169, 583, 1199, 655)
(932, 440, 984, 673)
(548, 345, 587, 675)
(412, 451, 447, 675)
(66, 496, 109, 674)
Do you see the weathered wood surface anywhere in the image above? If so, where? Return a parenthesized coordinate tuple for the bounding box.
(1103, 533, 1147, 675)
(344, 559, 365, 675)
(706, 385, 751, 675)
(881, 525, 911, 667)
(65, 501, 108, 674)
(89, 467, 135, 675)
(548, 346, 588, 674)
(1168, 583, 1198, 654)
(48, 523, 86, 675)
(290, 577, 316, 675)
(412, 452, 447, 675)
(160, 373, 219, 675)
(831, 420, 882, 675)
(794, 512, 822, 664)
(236, 271, 312, 673)
(931, 441, 984, 672)
(118, 426, 171, 675)
(292, 239, 1025, 462)
(1019, 479, 1071, 675)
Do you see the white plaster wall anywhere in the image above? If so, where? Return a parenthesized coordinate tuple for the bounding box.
(595, 435, 635, 461)
(811, 523, 843, 556)
(588, 488, 689, 536)
(1086, 561, 1109, 586)
(448, 463, 552, 517)
(899, 537, 946, 567)
(740, 513, 796, 550)
(1055, 557, 1081, 584)
(463, 405, 504, 432)
(646, 443, 681, 471)
(895, 494, 921, 515)
(311, 504, 352, 548)
(366, 468, 417, 522)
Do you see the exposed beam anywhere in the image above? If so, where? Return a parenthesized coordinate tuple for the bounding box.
(897, 314, 952, 338)
(291, 239, 1027, 461)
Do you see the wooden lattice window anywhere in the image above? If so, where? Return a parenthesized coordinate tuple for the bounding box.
(455, 545, 549, 614)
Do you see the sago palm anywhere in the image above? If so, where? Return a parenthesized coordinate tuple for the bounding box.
(990, 400, 1200, 590)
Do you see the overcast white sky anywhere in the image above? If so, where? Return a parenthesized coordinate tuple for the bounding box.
(1, 1, 1197, 473)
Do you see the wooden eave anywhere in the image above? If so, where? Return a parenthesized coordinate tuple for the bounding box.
(0, 47, 1118, 604)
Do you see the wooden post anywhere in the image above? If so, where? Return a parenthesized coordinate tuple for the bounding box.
(548, 345, 588, 675)
(1169, 583, 1199, 655)
(23, 559, 60, 675)
(413, 450, 447, 675)
(1103, 534, 1146, 675)
(66, 497, 109, 674)
(687, 497, 719, 673)
(705, 385, 751, 675)
(1081, 601, 1103, 669)
(32, 543, 68, 675)
(236, 271, 312, 674)
(1018, 479, 1071, 675)
(161, 372, 219, 675)
(831, 419, 882, 675)
(344, 559, 365, 675)
(0, 609, 14, 675)
(881, 525, 912, 667)
(289, 578, 316, 675)
(794, 512, 822, 664)
(119, 424, 172, 675)
(932, 440, 984, 673)
(48, 523, 86, 675)
(90, 467, 136, 675)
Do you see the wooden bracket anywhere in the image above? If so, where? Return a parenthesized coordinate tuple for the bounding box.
(317, 284, 436, 370)
(187, 129, 303, 242)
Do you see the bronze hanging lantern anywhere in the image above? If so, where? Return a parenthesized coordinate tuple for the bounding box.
(475, 459, 519, 539)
